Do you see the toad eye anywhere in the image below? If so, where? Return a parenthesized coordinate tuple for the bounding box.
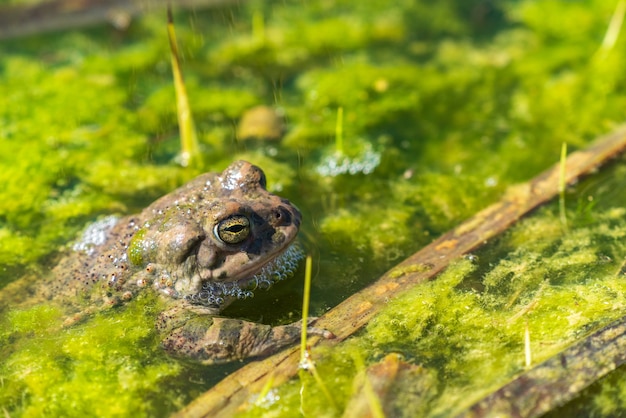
(214, 214, 251, 245)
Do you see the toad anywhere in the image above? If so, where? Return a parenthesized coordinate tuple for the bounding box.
(22, 161, 330, 363)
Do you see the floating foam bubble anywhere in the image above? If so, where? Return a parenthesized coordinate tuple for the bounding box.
(73, 215, 119, 255)
(316, 148, 381, 177)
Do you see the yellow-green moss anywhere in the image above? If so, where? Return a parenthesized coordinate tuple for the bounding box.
(0, 293, 190, 417)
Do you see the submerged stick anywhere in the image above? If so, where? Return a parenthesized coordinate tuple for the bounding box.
(0, 0, 243, 40)
(175, 126, 626, 418)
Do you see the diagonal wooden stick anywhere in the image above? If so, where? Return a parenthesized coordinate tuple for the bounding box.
(0, 0, 243, 40)
(176, 125, 626, 418)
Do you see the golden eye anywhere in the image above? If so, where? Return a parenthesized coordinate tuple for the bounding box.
(214, 214, 250, 244)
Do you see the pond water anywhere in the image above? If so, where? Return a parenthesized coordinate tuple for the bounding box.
(1, 0, 626, 416)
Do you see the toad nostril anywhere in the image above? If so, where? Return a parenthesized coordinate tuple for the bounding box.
(273, 206, 292, 226)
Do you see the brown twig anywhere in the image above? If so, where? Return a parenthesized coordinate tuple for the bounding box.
(0, 0, 243, 40)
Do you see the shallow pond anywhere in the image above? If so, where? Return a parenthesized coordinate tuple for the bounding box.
(1, 0, 626, 416)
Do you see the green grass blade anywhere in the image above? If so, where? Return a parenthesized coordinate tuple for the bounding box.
(167, 7, 200, 168)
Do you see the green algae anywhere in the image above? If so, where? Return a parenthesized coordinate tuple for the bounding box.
(127, 227, 148, 266)
(387, 263, 433, 280)
(1, 0, 626, 416)
(0, 293, 185, 417)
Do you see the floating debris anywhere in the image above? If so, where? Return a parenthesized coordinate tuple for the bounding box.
(237, 105, 285, 141)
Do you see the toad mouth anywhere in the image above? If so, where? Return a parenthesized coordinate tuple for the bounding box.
(185, 243, 304, 308)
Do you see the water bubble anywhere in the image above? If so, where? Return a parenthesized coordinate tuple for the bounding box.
(73, 216, 119, 255)
(187, 244, 304, 307)
(316, 148, 381, 177)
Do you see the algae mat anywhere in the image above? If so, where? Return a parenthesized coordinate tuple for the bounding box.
(2, 0, 626, 416)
